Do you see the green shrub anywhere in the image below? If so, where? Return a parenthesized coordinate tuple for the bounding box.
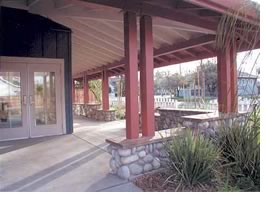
(165, 130, 221, 191)
(112, 105, 125, 120)
(116, 109, 125, 120)
(216, 107, 260, 191)
(217, 177, 240, 192)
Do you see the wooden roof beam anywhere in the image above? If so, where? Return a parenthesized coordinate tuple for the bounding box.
(53, 3, 215, 34)
(200, 45, 216, 54)
(171, 53, 183, 61)
(185, 0, 259, 26)
(87, 74, 102, 81)
(155, 51, 215, 68)
(80, 0, 218, 33)
(83, 35, 215, 76)
(183, 48, 198, 57)
(154, 35, 215, 57)
(156, 57, 169, 64)
(113, 67, 125, 72)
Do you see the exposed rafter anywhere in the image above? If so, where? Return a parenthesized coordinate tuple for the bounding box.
(54, 17, 124, 52)
(71, 18, 124, 43)
(185, 0, 259, 26)
(171, 53, 183, 61)
(73, 49, 107, 65)
(155, 52, 215, 68)
(183, 49, 197, 57)
(156, 57, 169, 64)
(200, 45, 216, 54)
(73, 38, 118, 60)
(73, 34, 123, 58)
(79, 0, 218, 33)
(158, 55, 172, 63)
(154, 35, 215, 57)
(75, 35, 215, 77)
(27, 0, 40, 7)
(72, 43, 111, 64)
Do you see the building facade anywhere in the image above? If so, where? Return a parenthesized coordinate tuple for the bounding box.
(0, 7, 73, 141)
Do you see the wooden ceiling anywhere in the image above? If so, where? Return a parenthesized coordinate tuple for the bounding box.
(0, 0, 259, 79)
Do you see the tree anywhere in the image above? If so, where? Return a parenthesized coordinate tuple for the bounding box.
(116, 75, 125, 97)
(169, 73, 187, 97)
(154, 70, 187, 97)
(154, 70, 166, 95)
(200, 61, 217, 97)
(88, 80, 102, 102)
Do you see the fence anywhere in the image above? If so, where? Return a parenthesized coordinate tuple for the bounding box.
(110, 96, 177, 109)
(110, 97, 126, 107)
(109, 96, 257, 113)
(154, 97, 177, 108)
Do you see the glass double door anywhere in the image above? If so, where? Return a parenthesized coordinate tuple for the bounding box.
(0, 62, 63, 141)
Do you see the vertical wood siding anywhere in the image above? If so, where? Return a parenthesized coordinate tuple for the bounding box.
(0, 7, 73, 134)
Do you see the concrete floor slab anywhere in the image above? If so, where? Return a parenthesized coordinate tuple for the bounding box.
(0, 118, 142, 192)
(100, 182, 142, 192)
(73, 116, 126, 150)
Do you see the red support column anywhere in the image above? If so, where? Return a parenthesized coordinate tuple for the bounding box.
(124, 11, 139, 139)
(102, 67, 109, 111)
(140, 15, 155, 137)
(72, 79, 75, 103)
(230, 43, 238, 113)
(83, 74, 89, 104)
(217, 47, 232, 113)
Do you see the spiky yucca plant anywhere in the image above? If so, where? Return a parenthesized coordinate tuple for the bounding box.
(216, 0, 259, 52)
(216, 106, 260, 191)
(165, 130, 221, 191)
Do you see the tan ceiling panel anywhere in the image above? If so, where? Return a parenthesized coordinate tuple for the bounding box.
(2, 0, 243, 76)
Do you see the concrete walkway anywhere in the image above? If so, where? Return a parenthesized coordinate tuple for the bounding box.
(0, 117, 142, 192)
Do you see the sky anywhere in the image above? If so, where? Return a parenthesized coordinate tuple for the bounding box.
(155, 49, 260, 76)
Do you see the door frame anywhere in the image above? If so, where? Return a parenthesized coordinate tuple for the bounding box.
(0, 56, 66, 141)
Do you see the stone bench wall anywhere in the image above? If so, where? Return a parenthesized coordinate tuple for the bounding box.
(107, 141, 168, 180)
(106, 112, 248, 180)
(73, 103, 116, 121)
(139, 113, 161, 131)
(157, 109, 211, 130)
(139, 109, 212, 131)
(181, 113, 248, 137)
(95, 110, 116, 121)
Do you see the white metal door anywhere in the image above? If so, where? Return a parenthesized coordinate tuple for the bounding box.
(0, 63, 29, 141)
(0, 58, 64, 141)
(28, 63, 63, 138)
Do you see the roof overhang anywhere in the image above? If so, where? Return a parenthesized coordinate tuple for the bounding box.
(0, 0, 260, 78)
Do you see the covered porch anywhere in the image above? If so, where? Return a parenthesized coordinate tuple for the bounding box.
(66, 0, 259, 141)
(67, 0, 258, 179)
(0, 0, 259, 181)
